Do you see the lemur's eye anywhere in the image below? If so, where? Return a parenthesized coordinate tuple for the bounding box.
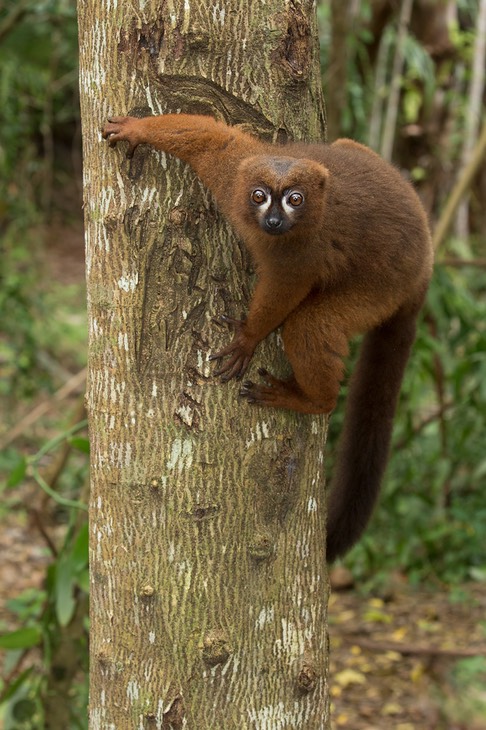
(251, 189, 267, 205)
(288, 192, 304, 207)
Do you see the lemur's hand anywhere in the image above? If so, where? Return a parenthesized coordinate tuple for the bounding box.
(210, 316, 257, 381)
(102, 117, 142, 158)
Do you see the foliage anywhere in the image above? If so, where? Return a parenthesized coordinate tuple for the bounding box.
(332, 256, 486, 588)
(318, 0, 477, 149)
(445, 656, 486, 726)
(0, 4, 85, 724)
(317, 0, 486, 589)
(0, 0, 79, 399)
(0, 428, 89, 729)
(0, 527, 89, 729)
(0, 228, 46, 399)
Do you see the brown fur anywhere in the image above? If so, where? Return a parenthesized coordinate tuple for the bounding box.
(102, 114, 434, 561)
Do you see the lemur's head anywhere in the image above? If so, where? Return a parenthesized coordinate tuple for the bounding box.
(236, 155, 329, 237)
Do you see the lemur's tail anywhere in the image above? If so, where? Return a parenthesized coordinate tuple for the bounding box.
(326, 296, 424, 562)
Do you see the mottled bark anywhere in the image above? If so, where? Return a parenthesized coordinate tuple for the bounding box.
(77, 1, 329, 727)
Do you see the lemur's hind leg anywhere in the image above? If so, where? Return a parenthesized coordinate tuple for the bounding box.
(240, 295, 349, 414)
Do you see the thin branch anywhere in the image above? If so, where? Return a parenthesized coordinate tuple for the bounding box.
(0, 0, 29, 42)
(462, 0, 486, 150)
(455, 0, 486, 237)
(380, 0, 414, 161)
(338, 632, 486, 658)
(369, 28, 391, 150)
(395, 400, 455, 451)
(432, 120, 486, 251)
(0, 651, 32, 703)
(425, 313, 451, 508)
(30, 463, 88, 512)
(0, 367, 86, 449)
(441, 257, 486, 268)
(29, 509, 59, 556)
(41, 397, 87, 492)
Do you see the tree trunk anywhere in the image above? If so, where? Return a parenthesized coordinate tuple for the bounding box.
(77, 1, 329, 727)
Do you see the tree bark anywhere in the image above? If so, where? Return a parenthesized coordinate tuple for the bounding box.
(77, 1, 329, 727)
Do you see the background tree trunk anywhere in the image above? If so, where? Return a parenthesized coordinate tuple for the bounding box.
(326, 1, 349, 142)
(77, 0, 329, 727)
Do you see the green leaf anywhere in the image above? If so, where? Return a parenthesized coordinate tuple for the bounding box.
(77, 568, 90, 594)
(13, 697, 37, 721)
(69, 523, 89, 574)
(55, 558, 76, 627)
(0, 626, 41, 649)
(69, 436, 90, 454)
(54, 525, 89, 625)
(6, 455, 27, 488)
(0, 667, 33, 703)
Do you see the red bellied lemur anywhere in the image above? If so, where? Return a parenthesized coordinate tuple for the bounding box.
(102, 113, 433, 562)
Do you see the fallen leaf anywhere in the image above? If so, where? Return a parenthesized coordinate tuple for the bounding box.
(334, 669, 367, 687)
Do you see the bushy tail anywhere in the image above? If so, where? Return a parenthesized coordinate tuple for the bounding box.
(326, 299, 423, 563)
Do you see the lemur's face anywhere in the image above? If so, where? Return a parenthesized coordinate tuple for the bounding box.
(248, 184, 306, 235)
(238, 156, 328, 237)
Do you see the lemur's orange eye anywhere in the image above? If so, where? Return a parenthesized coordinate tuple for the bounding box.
(288, 192, 304, 207)
(251, 189, 267, 205)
